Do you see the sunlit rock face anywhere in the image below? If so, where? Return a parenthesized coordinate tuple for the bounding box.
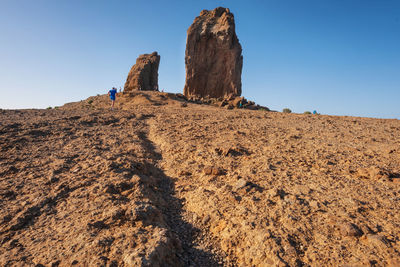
(124, 52, 160, 92)
(184, 7, 243, 99)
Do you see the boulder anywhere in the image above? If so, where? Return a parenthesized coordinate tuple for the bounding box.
(184, 7, 243, 99)
(124, 52, 160, 92)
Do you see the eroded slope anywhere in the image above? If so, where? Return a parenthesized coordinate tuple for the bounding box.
(0, 108, 183, 266)
(149, 104, 400, 266)
(1, 92, 400, 266)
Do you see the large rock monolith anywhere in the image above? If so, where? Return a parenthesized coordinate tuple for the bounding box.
(184, 7, 243, 99)
(124, 52, 160, 92)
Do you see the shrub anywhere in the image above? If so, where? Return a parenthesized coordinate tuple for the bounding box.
(282, 108, 292, 113)
(46, 106, 52, 109)
(88, 99, 93, 104)
(304, 111, 311, 114)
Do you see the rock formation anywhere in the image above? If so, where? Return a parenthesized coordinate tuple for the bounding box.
(124, 52, 160, 92)
(184, 7, 243, 99)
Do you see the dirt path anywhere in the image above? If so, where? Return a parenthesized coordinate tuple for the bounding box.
(138, 118, 226, 266)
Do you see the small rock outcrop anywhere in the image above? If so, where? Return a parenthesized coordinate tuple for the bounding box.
(184, 7, 243, 99)
(124, 52, 160, 92)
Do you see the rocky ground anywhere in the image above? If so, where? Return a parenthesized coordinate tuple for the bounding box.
(1, 91, 400, 266)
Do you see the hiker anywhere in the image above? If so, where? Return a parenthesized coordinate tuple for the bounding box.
(108, 87, 117, 110)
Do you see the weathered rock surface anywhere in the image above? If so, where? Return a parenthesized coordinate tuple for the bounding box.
(124, 52, 160, 92)
(184, 7, 243, 99)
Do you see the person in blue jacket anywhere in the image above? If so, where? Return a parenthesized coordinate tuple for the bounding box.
(108, 87, 117, 110)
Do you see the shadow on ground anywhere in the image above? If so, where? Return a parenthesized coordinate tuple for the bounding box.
(137, 129, 223, 266)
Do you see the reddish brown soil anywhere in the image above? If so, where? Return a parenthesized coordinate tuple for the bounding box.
(1, 91, 399, 266)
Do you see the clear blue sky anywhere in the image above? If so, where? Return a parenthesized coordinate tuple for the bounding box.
(0, 0, 399, 118)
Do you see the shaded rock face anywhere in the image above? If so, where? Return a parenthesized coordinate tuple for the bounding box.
(184, 7, 243, 99)
(124, 52, 160, 92)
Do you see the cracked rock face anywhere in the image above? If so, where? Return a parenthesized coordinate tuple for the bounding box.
(124, 52, 160, 92)
(184, 7, 243, 99)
